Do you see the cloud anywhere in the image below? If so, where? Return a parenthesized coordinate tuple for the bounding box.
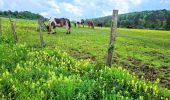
(130, 0, 143, 5)
(115, 0, 130, 14)
(100, 0, 144, 16)
(74, 0, 84, 6)
(47, 0, 60, 13)
(29, 0, 43, 7)
(102, 10, 112, 16)
(0, 0, 148, 19)
(60, 2, 83, 16)
(160, 0, 170, 3)
(99, 0, 129, 16)
(40, 11, 49, 17)
(0, 0, 4, 8)
(29, 0, 82, 17)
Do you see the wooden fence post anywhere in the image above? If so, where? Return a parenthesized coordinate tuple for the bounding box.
(38, 19, 44, 48)
(0, 17, 2, 38)
(106, 10, 118, 67)
(9, 15, 18, 42)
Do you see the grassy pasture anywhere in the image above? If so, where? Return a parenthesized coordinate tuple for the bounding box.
(3, 18, 170, 86)
(0, 18, 170, 99)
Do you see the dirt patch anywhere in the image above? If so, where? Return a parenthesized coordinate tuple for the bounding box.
(69, 48, 96, 62)
(117, 56, 170, 89)
(160, 78, 170, 89)
(160, 66, 170, 74)
(64, 48, 170, 89)
(143, 51, 163, 56)
(159, 66, 170, 89)
(127, 57, 142, 65)
(141, 65, 158, 81)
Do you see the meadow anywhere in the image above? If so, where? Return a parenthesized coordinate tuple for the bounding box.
(0, 18, 170, 99)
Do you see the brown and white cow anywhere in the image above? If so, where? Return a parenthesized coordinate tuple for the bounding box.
(77, 19, 85, 28)
(87, 20, 94, 29)
(45, 18, 71, 34)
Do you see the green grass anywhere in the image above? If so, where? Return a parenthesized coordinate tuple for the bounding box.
(0, 38, 170, 99)
(0, 18, 170, 99)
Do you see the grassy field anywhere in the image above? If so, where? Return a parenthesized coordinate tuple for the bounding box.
(0, 18, 170, 99)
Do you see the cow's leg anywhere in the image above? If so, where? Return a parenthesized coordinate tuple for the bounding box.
(48, 26, 51, 34)
(92, 25, 94, 29)
(67, 28, 71, 34)
(51, 26, 56, 34)
(48, 28, 51, 34)
(65, 24, 69, 34)
(68, 27, 70, 34)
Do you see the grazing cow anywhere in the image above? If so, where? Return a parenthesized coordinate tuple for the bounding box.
(45, 18, 71, 34)
(77, 19, 85, 28)
(127, 25, 133, 29)
(87, 20, 94, 29)
(97, 23, 103, 28)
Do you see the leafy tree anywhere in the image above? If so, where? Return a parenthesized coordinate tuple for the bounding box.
(91, 9, 170, 30)
(164, 12, 170, 30)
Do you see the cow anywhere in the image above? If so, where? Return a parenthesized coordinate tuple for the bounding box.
(45, 18, 71, 34)
(97, 23, 103, 28)
(127, 25, 133, 29)
(87, 20, 94, 29)
(77, 19, 85, 28)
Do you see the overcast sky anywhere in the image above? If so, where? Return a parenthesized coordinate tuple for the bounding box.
(0, 0, 170, 20)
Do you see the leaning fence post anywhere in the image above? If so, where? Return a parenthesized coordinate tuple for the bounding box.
(9, 15, 18, 42)
(0, 17, 2, 38)
(38, 19, 44, 48)
(106, 10, 118, 67)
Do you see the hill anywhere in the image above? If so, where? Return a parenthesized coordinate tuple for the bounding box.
(92, 9, 170, 30)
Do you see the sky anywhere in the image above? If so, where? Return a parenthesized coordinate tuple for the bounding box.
(0, 0, 170, 20)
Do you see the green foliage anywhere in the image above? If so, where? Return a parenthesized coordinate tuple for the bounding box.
(0, 38, 170, 99)
(92, 9, 170, 30)
(0, 10, 43, 20)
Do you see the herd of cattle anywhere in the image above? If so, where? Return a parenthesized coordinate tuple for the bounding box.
(43, 18, 103, 34)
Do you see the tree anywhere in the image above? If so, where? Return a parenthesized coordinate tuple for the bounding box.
(164, 12, 170, 30)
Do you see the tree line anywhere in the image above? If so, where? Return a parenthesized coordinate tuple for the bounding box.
(1, 10, 170, 30)
(0, 10, 43, 20)
(92, 9, 170, 30)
